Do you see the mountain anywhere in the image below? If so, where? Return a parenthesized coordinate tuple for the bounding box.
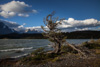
(0, 21, 17, 35)
(25, 29, 42, 34)
(0, 19, 43, 34)
(0, 19, 42, 34)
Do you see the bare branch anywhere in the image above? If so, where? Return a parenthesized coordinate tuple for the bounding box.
(43, 18, 47, 25)
(66, 42, 87, 58)
(41, 26, 48, 32)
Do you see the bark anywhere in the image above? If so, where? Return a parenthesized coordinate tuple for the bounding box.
(53, 42, 61, 54)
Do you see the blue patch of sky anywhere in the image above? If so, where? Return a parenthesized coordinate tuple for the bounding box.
(0, 0, 100, 27)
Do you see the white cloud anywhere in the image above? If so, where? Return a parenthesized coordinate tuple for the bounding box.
(75, 28, 90, 31)
(57, 18, 100, 32)
(0, 1, 37, 18)
(25, 18, 100, 32)
(18, 23, 26, 28)
(68, 18, 75, 22)
(0, 11, 16, 18)
(26, 26, 42, 31)
(1, 18, 100, 33)
(32, 10, 38, 13)
(18, 14, 29, 17)
(58, 18, 100, 28)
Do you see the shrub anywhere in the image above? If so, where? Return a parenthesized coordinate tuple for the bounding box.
(61, 45, 78, 54)
(82, 39, 100, 49)
(31, 53, 58, 61)
(52, 57, 60, 62)
(31, 47, 45, 55)
(21, 47, 59, 65)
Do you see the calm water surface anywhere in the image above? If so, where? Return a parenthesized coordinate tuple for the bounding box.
(0, 39, 97, 59)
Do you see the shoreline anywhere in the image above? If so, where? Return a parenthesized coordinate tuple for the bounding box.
(0, 39, 100, 67)
(0, 51, 100, 67)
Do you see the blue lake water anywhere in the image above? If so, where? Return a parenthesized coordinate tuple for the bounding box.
(0, 39, 97, 59)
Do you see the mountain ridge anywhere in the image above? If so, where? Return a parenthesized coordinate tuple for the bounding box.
(0, 21, 17, 35)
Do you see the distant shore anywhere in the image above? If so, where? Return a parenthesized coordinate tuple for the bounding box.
(0, 31, 100, 39)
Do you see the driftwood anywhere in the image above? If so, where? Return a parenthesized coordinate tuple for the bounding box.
(66, 42, 95, 58)
(66, 42, 87, 58)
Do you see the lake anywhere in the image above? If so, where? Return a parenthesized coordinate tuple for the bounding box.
(0, 39, 97, 59)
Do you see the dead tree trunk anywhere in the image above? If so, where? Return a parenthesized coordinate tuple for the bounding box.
(66, 42, 87, 58)
(54, 42, 61, 53)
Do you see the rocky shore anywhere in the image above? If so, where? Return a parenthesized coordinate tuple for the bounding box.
(0, 53, 100, 67)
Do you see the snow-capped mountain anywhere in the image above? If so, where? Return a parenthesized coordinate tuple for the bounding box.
(0, 19, 42, 34)
(25, 29, 42, 34)
(0, 21, 17, 35)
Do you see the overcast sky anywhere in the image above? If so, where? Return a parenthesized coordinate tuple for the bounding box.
(0, 0, 100, 32)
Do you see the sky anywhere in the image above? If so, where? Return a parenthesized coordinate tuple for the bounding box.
(0, 0, 100, 32)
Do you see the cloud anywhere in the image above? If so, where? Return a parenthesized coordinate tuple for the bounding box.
(25, 18, 100, 32)
(0, 11, 16, 18)
(18, 23, 26, 28)
(59, 18, 100, 28)
(0, 1, 37, 18)
(18, 14, 29, 17)
(26, 26, 43, 31)
(58, 18, 100, 32)
(1, 18, 100, 33)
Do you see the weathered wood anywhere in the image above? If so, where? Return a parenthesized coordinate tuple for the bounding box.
(66, 42, 87, 58)
(41, 12, 66, 53)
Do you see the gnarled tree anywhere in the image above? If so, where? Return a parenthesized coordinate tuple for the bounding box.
(41, 12, 66, 53)
(41, 12, 91, 58)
